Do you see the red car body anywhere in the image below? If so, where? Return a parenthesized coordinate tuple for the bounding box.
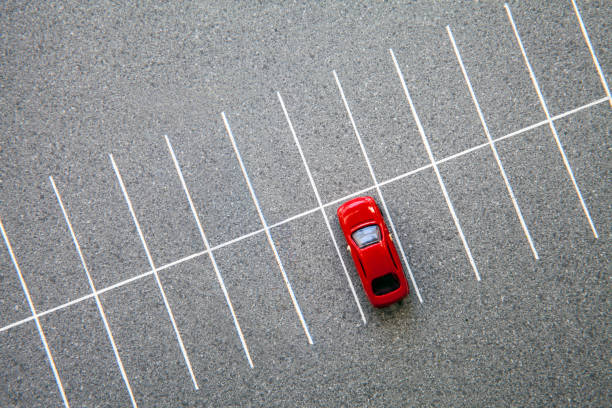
(337, 196, 409, 307)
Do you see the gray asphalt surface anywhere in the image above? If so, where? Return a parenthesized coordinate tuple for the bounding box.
(1, 1, 610, 407)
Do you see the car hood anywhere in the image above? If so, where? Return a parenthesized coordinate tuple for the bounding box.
(337, 197, 378, 230)
(359, 241, 396, 279)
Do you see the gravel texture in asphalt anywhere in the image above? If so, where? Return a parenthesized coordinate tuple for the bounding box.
(0, 1, 610, 406)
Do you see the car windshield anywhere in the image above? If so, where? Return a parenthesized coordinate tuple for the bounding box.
(351, 225, 381, 249)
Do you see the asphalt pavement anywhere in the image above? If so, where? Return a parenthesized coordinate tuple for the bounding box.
(0, 1, 610, 407)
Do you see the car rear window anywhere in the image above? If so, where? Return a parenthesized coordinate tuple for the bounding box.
(351, 225, 381, 249)
(371, 273, 400, 296)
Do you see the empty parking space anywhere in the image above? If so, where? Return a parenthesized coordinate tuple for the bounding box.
(278, 74, 373, 204)
(1, 322, 62, 407)
(575, 0, 611, 94)
(553, 104, 611, 235)
(163, 116, 263, 248)
(0, 178, 90, 313)
(156, 257, 250, 388)
(101, 278, 194, 407)
(445, 9, 545, 139)
(47, 160, 150, 291)
(439, 146, 537, 276)
(222, 95, 318, 226)
(212, 233, 309, 366)
(510, 1, 606, 115)
(41, 298, 132, 407)
(328, 51, 429, 183)
(109, 139, 204, 267)
(389, 31, 486, 160)
(495, 126, 596, 253)
(0, 243, 29, 327)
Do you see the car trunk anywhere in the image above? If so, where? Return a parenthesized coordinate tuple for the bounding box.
(360, 242, 396, 279)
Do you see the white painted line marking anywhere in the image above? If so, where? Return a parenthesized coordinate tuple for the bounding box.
(447, 26, 539, 260)
(571, 0, 611, 107)
(377, 164, 433, 190)
(1, 235, 265, 334)
(0, 217, 71, 408)
(49, 176, 138, 408)
(389, 49, 481, 281)
(494, 119, 550, 145)
(1, 290, 122, 334)
(551, 96, 610, 121)
(278, 92, 368, 323)
(222, 112, 314, 345)
(165, 135, 254, 369)
(268, 207, 321, 230)
(0, 315, 34, 332)
(109, 154, 200, 390)
(1, 96, 608, 334)
(505, 3, 599, 239)
(323, 184, 379, 209)
(333, 70, 425, 302)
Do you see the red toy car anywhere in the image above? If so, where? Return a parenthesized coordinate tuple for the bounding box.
(337, 196, 409, 307)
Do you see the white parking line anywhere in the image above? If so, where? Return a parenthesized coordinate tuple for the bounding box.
(333, 70, 425, 302)
(49, 176, 138, 408)
(222, 112, 314, 345)
(0, 217, 71, 408)
(390, 49, 481, 281)
(551, 96, 610, 121)
(164, 135, 254, 368)
(0, 234, 264, 335)
(505, 3, 599, 239)
(0, 96, 607, 335)
(109, 154, 200, 390)
(268, 207, 321, 230)
(571, 0, 611, 107)
(447, 26, 539, 260)
(486, 95, 607, 148)
(277, 92, 368, 324)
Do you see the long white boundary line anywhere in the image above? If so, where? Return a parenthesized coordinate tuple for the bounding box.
(505, 3, 599, 239)
(390, 48, 481, 281)
(49, 176, 138, 407)
(1, 95, 607, 334)
(326, 95, 608, 204)
(333, 70, 425, 302)
(269, 207, 320, 229)
(277, 92, 368, 323)
(0, 232, 266, 334)
(0, 217, 71, 408)
(164, 135, 254, 368)
(221, 112, 314, 345)
(551, 96, 609, 122)
(109, 154, 199, 389)
(447, 25, 539, 260)
(570, 0, 611, 107)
